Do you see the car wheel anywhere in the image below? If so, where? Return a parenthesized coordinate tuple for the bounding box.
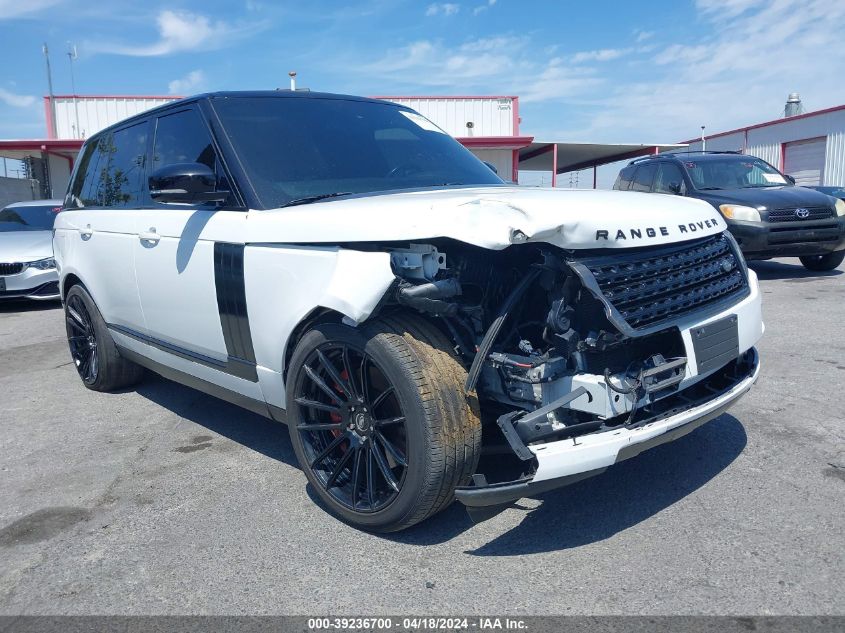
(799, 251, 845, 271)
(64, 285, 145, 392)
(286, 314, 481, 532)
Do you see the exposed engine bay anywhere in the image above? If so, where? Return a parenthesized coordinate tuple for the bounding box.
(385, 233, 752, 482)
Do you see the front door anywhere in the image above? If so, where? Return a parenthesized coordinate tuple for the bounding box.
(133, 106, 260, 392)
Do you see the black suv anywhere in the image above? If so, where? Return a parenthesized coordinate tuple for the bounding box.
(613, 151, 845, 271)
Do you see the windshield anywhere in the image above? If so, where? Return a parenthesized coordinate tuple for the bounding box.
(0, 204, 61, 232)
(683, 157, 788, 190)
(212, 96, 504, 208)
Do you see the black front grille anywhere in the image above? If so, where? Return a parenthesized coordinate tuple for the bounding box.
(0, 262, 24, 275)
(766, 207, 834, 222)
(574, 233, 749, 332)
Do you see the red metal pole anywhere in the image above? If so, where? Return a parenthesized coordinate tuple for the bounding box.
(551, 144, 557, 188)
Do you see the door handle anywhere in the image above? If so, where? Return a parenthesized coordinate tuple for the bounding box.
(138, 228, 160, 245)
(78, 224, 93, 239)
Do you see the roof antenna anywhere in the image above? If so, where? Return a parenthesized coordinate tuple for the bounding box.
(289, 71, 297, 91)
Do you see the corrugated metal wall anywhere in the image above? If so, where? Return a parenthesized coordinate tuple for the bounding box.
(53, 96, 179, 139)
(380, 97, 515, 137)
(686, 108, 845, 185)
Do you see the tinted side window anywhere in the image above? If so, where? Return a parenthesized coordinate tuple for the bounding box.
(68, 122, 148, 208)
(630, 163, 657, 192)
(614, 166, 636, 190)
(654, 162, 686, 194)
(151, 109, 230, 197)
(99, 122, 148, 208)
(66, 140, 100, 208)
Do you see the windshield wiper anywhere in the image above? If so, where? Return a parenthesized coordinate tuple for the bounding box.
(279, 192, 354, 208)
(697, 186, 724, 190)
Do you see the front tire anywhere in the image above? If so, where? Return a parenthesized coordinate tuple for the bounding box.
(799, 251, 845, 271)
(64, 285, 144, 392)
(286, 315, 481, 532)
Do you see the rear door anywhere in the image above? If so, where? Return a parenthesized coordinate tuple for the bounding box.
(654, 161, 687, 195)
(58, 121, 149, 330)
(614, 165, 636, 190)
(629, 163, 657, 192)
(132, 106, 258, 389)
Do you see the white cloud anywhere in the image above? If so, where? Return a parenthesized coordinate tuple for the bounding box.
(571, 48, 629, 64)
(87, 10, 261, 57)
(634, 29, 654, 42)
(426, 3, 460, 16)
(652, 44, 710, 65)
(473, 0, 498, 15)
(359, 36, 600, 102)
(0, 0, 62, 20)
(0, 88, 36, 108)
(168, 70, 206, 95)
(695, 0, 765, 19)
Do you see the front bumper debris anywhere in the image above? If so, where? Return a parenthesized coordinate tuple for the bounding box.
(455, 347, 760, 515)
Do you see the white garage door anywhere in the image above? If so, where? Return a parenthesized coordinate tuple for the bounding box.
(783, 137, 826, 186)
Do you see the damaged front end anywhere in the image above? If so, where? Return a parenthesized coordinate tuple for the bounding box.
(387, 231, 762, 519)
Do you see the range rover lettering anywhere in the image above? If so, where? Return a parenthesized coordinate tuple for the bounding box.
(54, 92, 763, 531)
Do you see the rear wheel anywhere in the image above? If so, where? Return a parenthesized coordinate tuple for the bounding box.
(286, 315, 481, 532)
(64, 285, 144, 392)
(799, 251, 845, 271)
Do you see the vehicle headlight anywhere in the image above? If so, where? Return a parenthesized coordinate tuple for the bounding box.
(719, 204, 761, 222)
(835, 198, 845, 217)
(27, 257, 56, 270)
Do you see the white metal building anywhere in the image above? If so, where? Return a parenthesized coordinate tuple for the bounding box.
(47, 94, 176, 140)
(682, 101, 845, 187)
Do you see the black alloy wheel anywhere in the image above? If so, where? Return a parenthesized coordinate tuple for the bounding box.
(294, 343, 408, 513)
(65, 292, 99, 384)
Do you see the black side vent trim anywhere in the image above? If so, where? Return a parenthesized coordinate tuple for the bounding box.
(214, 242, 257, 365)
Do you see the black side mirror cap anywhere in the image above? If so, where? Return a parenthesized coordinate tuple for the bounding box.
(482, 161, 498, 174)
(149, 162, 227, 203)
(785, 174, 796, 185)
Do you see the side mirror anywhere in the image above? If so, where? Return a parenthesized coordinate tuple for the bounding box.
(149, 162, 227, 204)
(482, 161, 498, 174)
(785, 174, 796, 185)
(668, 181, 683, 195)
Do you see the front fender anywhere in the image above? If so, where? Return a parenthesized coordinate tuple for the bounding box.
(244, 244, 396, 380)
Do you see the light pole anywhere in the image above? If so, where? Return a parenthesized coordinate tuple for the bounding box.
(67, 42, 81, 138)
(701, 125, 706, 152)
(42, 43, 58, 138)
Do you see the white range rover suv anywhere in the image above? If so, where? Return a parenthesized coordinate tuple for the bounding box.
(54, 91, 763, 531)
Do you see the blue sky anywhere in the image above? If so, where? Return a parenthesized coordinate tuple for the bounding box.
(2, 0, 845, 182)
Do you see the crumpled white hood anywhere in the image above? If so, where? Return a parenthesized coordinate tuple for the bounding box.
(248, 186, 726, 250)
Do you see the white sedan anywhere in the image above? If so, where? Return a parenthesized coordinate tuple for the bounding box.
(0, 199, 62, 301)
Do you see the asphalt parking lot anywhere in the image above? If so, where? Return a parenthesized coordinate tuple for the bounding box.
(0, 257, 843, 616)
